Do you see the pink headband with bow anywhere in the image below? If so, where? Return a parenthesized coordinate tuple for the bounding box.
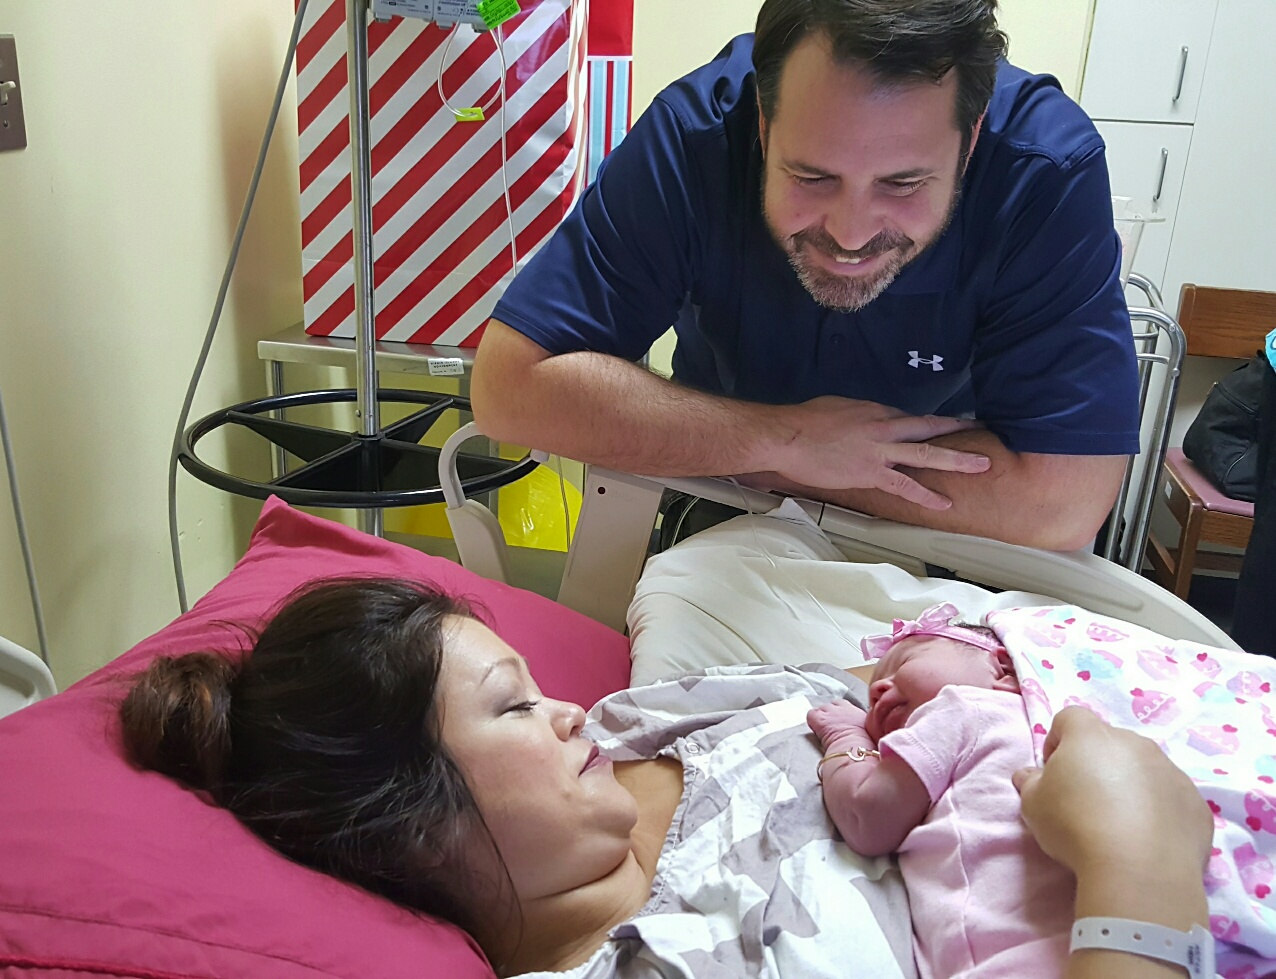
(860, 602, 1004, 661)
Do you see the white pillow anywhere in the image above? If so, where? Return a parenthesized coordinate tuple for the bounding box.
(628, 506, 1055, 686)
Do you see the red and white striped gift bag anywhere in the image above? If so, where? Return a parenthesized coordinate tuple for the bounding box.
(296, 0, 589, 346)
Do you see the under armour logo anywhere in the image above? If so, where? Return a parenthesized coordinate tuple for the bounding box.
(908, 351, 944, 371)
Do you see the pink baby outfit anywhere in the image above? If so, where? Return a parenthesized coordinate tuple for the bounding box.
(881, 685, 1075, 979)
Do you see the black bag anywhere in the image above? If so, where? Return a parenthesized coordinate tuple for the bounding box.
(1182, 353, 1269, 502)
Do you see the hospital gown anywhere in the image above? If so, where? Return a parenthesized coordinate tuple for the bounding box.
(513, 664, 917, 979)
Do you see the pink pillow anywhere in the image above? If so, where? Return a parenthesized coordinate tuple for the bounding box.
(0, 498, 631, 979)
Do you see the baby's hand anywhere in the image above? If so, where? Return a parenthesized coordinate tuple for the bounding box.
(807, 701, 871, 751)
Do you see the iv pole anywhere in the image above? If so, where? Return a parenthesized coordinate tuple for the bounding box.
(345, 0, 384, 537)
(175, 0, 538, 556)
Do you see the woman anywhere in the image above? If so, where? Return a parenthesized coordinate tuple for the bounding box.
(121, 578, 1212, 979)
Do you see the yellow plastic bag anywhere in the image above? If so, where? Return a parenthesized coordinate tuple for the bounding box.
(386, 453, 580, 553)
(494, 462, 581, 552)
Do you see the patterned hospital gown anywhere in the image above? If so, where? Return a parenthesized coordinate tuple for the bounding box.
(514, 664, 918, 979)
(990, 605, 1276, 978)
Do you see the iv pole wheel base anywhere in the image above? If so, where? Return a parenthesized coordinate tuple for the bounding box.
(178, 388, 538, 509)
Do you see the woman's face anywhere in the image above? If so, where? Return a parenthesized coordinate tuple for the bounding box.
(439, 617, 639, 902)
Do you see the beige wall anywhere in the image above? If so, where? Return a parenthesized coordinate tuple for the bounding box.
(632, 0, 765, 117)
(997, 0, 1095, 97)
(0, 2, 307, 685)
(633, 0, 1095, 116)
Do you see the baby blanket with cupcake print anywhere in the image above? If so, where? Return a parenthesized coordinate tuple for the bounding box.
(989, 605, 1276, 976)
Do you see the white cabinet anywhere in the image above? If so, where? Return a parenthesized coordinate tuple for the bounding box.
(1084, 0, 1275, 303)
(1080, 0, 1218, 124)
(1082, 0, 1218, 295)
(1083, 0, 1276, 556)
(1093, 121, 1193, 287)
(1161, 0, 1276, 304)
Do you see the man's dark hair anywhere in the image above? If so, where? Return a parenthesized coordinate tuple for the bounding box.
(753, 0, 1008, 154)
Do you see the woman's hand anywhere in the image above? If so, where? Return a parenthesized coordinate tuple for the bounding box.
(1013, 707, 1212, 880)
(1014, 705, 1213, 974)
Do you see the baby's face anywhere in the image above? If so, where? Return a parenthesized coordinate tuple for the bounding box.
(865, 635, 1015, 741)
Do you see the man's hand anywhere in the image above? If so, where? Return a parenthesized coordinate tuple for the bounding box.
(767, 396, 991, 510)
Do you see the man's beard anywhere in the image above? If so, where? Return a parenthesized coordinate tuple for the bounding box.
(763, 174, 962, 314)
(785, 226, 913, 312)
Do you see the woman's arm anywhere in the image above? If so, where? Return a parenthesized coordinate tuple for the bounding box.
(1015, 708, 1213, 979)
(808, 703, 930, 856)
(1065, 868, 1209, 979)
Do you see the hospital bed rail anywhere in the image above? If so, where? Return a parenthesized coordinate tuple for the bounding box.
(439, 424, 1237, 651)
(1107, 272, 1185, 571)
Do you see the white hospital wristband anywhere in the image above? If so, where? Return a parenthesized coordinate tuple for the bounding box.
(1070, 917, 1215, 978)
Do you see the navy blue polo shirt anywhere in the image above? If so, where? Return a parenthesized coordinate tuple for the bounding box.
(493, 35, 1140, 456)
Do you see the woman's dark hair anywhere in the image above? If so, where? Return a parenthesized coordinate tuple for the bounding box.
(754, 0, 1008, 156)
(119, 578, 493, 935)
(955, 623, 1001, 645)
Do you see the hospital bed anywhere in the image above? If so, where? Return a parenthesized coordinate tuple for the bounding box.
(0, 467, 1245, 978)
(439, 424, 1239, 658)
(0, 634, 55, 721)
(565, 469, 1230, 644)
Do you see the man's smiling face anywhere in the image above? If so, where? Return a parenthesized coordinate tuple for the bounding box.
(759, 33, 973, 312)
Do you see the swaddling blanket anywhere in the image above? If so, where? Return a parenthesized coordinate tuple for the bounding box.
(991, 604, 1276, 963)
(515, 664, 917, 979)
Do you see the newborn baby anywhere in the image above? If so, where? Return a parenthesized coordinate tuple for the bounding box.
(807, 604, 1076, 979)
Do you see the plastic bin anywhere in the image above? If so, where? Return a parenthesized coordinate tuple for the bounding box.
(1112, 196, 1166, 287)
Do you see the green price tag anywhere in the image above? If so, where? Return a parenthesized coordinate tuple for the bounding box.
(453, 106, 485, 122)
(477, 0, 520, 30)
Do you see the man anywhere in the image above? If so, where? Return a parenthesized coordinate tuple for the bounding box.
(471, 0, 1139, 551)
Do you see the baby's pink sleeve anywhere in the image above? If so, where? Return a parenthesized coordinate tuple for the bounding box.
(880, 687, 977, 803)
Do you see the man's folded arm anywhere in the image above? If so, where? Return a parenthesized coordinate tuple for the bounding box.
(766, 431, 1127, 551)
(472, 321, 1091, 536)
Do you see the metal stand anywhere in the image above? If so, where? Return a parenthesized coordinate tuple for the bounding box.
(347, 0, 382, 535)
(177, 0, 538, 519)
(1102, 272, 1185, 571)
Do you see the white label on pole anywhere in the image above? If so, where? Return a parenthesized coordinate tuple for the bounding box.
(372, 0, 436, 21)
(370, 0, 486, 27)
(435, 0, 487, 26)
(428, 357, 467, 377)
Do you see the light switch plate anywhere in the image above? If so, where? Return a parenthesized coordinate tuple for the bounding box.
(0, 35, 28, 152)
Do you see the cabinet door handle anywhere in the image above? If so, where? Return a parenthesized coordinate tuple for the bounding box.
(1154, 147, 1169, 203)
(1172, 46, 1189, 102)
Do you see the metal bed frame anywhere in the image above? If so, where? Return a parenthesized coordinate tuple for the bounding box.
(1106, 272, 1185, 571)
(439, 426, 1237, 651)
